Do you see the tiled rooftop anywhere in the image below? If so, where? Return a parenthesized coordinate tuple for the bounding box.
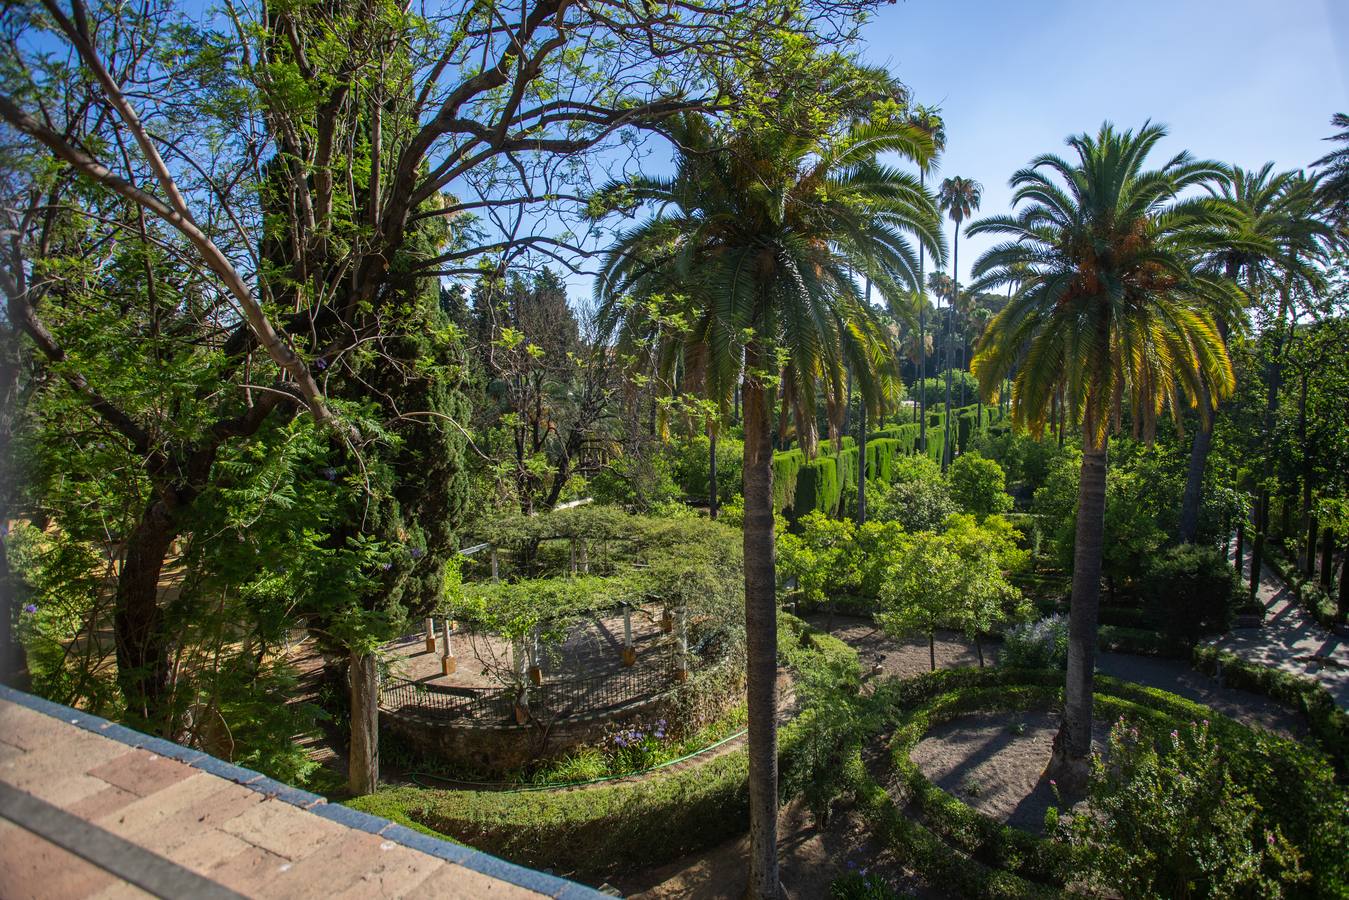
(0, 685, 600, 899)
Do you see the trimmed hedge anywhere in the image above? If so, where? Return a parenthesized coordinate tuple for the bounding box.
(1192, 645, 1348, 776)
(347, 614, 861, 880)
(1267, 545, 1342, 629)
(864, 668, 1346, 899)
(770, 402, 997, 519)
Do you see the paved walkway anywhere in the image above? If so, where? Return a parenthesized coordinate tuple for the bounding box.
(1209, 543, 1349, 710)
(0, 687, 598, 899)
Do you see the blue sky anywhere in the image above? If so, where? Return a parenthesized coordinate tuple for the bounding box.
(861, 0, 1349, 284)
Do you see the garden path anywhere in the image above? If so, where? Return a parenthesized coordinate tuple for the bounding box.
(1209, 543, 1349, 709)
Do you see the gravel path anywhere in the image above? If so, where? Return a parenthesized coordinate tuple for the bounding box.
(1208, 542, 1349, 709)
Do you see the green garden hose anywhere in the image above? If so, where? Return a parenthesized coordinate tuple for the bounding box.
(408, 727, 748, 793)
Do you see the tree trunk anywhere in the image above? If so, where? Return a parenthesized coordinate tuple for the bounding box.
(1320, 527, 1335, 591)
(113, 501, 179, 730)
(1234, 515, 1245, 579)
(1179, 316, 1229, 544)
(928, 631, 935, 671)
(742, 372, 780, 899)
(918, 301, 928, 453)
(1338, 535, 1348, 622)
(349, 650, 379, 796)
(857, 404, 867, 526)
(1249, 491, 1267, 607)
(975, 634, 984, 668)
(1178, 387, 1213, 544)
(0, 328, 27, 690)
(708, 425, 719, 521)
(918, 174, 928, 454)
(1049, 434, 1107, 792)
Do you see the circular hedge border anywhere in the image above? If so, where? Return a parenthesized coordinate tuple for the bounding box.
(346, 613, 861, 881)
(860, 667, 1347, 899)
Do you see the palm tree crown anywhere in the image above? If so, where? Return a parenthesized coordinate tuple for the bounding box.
(938, 175, 983, 226)
(1313, 112, 1349, 230)
(968, 121, 1237, 444)
(595, 111, 945, 447)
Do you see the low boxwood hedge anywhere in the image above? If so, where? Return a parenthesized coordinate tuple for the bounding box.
(347, 613, 860, 880)
(864, 667, 1346, 899)
(1192, 645, 1348, 776)
(1267, 545, 1342, 630)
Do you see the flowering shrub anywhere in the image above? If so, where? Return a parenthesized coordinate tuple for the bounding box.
(1000, 614, 1068, 669)
(1053, 718, 1306, 899)
(605, 718, 669, 770)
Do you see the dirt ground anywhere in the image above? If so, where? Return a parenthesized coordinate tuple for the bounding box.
(804, 613, 998, 679)
(909, 709, 1107, 834)
(607, 797, 940, 899)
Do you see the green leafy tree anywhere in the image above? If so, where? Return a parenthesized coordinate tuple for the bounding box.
(969, 122, 1236, 786)
(947, 451, 1014, 519)
(595, 66, 943, 893)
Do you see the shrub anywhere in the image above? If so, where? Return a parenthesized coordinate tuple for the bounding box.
(588, 452, 681, 510)
(1141, 544, 1237, 642)
(1001, 614, 1068, 669)
(948, 452, 1014, 519)
(1057, 718, 1306, 899)
(830, 867, 905, 899)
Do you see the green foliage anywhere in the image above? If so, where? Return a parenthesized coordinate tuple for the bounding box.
(948, 451, 1014, 519)
(1141, 545, 1238, 642)
(877, 519, 1021, 660)
(869, 456, 956, 532)
(588, 453, 682, 511)
(1059, 719, 1305, 899)
(1000, 614, 1069, 670)
(669, 434, 745, 504)
(913, 370, 978, 409)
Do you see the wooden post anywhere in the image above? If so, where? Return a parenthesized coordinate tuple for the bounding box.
(348, 650, 379, 796)
(490, 546, 499, 582)
(580, 541, 589, 574)
(513, 637, 529, 721)
(424, 617, 436, 654)
(621, 605, 636, 666)
(441, 619, 456, 676)
(570, 539, 577, 575)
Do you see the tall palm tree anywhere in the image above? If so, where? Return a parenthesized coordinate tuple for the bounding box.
(908, 106, 947, 454)
(1313, 112, 1349, 233)
(595, 111, 942, 896)
(938, 175, 982, 470)
(1177, 165, 1334, 543)
(969, 122, 1236, 786)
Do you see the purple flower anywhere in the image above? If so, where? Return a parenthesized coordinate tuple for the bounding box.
(315, 358, 327, 370)
(409, 547, 425, 560)
(381, 562, 393, 571)
(22, 603, 37, 614)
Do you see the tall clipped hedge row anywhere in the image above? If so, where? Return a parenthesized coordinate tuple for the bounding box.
(772, 402, 1002, 521)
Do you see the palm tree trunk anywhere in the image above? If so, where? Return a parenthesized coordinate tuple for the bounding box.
(742, 369, 780, 899)
(918, 174, 928, 455)
(857, 404, 867, 526)
(349, 650, 379, 795)
(1178, 384, 1213, 544)
(1049, 432, 1108, 791)
(942, 232, 957, 472)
